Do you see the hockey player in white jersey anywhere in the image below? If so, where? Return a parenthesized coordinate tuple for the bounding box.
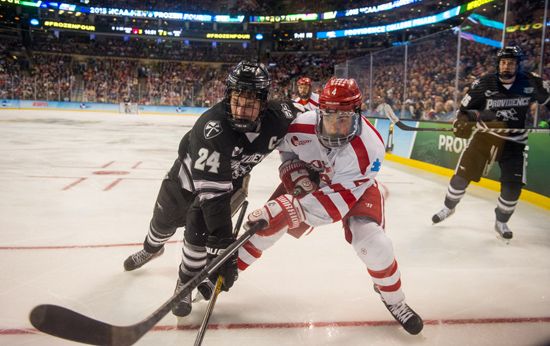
(239, 77, 423, 335)
(293, 76, 320, 111)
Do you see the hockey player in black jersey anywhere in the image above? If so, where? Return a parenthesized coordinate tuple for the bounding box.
(123, 60, 301, 316)
(432, 46, 550, 240)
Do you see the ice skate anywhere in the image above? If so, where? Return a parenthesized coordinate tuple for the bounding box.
(123, 247, 164, 271)
(193, 277, 216, 302)
(432, 206, 455, 224)
(384, 300, 424, 335)
(495, 221, 513, 241)
(374, 285, 423, 335)
(172, 278, 192, 317)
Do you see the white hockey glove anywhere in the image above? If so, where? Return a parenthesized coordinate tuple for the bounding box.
(279, 159, 317, 197)
(245, 194, 306, 236)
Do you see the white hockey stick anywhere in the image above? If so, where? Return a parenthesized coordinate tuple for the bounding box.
(379, 103, 550, 133)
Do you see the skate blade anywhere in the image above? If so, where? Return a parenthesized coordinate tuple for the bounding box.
(496, 234, 511, 245)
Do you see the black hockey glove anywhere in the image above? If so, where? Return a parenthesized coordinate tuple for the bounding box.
(205, 236, 238, 292)
(453, 112, 474, 138)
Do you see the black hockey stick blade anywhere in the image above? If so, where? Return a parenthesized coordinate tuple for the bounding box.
(29, 219, 267, 346)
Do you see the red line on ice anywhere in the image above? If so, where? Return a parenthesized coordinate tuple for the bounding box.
(3, 317, 549, 336)
(101, 161, 115, 168)
(0, 240, 181, 250)
(103, 178, 123, 191)
(61, 177, 87, 191)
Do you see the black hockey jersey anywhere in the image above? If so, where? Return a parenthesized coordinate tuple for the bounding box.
(460, 72, 550, 143)
(177, 100, 299, 237)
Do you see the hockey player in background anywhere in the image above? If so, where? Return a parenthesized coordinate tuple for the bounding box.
(240, 77, 424, 335)
(432, 46, 550, 240)
(123, 60, 302, 317)
(294, 76, 320, 111)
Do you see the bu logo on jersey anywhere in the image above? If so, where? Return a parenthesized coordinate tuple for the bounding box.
(204, 120, 223, 139)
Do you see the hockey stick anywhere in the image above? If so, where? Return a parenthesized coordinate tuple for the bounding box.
(379, 103, 453, 132)
(380, 103, 550, 133)
(194, 200, 248, 346)
(29, 218, 267, 346)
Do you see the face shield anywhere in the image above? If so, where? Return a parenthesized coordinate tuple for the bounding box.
(316, 109, 360, 148)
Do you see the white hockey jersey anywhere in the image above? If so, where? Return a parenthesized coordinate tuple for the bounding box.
(277, 110, 385, 227)
(293, 92, 320, 111)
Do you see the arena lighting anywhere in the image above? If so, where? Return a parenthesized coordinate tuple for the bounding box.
(111, 25, 182, 37)
(2, 0, 421, 24)
(250, 0, 421, 23)
(468, 13, 503, 29)
(460, 31, 501, 48)
(316, 0, 495, 39)
(506, 22, 549, 32)
(0, 0, 41, 7)
(317, 6, 460, 38)
(44, 20, 95, 31)
(205, 33, 251, 40)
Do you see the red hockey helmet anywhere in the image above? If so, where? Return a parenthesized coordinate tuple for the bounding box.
(297, 77, 312, 86)
(317, 77, 362, 148)
(319, 77, 362, 111)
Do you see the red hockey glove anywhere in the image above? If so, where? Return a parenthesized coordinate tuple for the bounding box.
(279, 159, 317, 197)
(245, 194, 306, 236)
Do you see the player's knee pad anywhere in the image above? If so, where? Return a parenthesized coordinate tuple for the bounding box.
(349, 217, 394, 269)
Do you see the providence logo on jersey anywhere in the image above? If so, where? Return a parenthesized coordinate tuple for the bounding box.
(204, 120, 223, 139)
(486, 97, 530, 108)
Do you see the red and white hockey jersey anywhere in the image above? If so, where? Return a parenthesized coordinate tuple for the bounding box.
(293, 92, 320, 111)
(278, 110, 385, 227)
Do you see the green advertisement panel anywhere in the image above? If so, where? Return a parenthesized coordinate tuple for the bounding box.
(409, 122, 550, 197)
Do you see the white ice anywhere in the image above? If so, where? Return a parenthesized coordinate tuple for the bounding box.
(0, 110, 549, 346)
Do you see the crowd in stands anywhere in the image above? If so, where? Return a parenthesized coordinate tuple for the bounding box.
(1, 0, 548, 125)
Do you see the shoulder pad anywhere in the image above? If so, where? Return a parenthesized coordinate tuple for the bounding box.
(266, 100, 298, 121)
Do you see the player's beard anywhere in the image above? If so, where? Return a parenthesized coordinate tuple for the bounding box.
(499, 68, 516, 82)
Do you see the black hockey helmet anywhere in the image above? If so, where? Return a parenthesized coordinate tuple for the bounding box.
(496, 46, 523, 78)
(225, 60, 271, 132)
(496, 45, 523, 61)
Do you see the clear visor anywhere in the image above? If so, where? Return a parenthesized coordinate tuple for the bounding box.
(320, 110, 356, 138)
